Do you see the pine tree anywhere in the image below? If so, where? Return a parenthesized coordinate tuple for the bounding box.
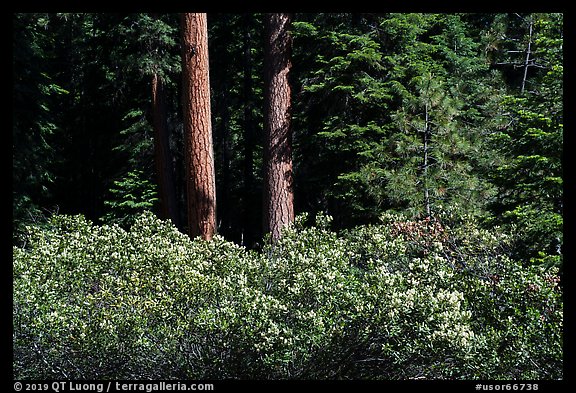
(180, 13, 217, 240)
(385, 71, 490, 221)
(151, 72, 179, 226)
(263, 13, 295, 241)
(291, 13, 499, 226)
(486, 13, 563, 266)
(13, 13, 67, 235)
(291, 13, 389, 227)
(101, 13, 181, 228)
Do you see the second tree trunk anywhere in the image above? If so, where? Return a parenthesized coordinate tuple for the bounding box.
(263, 13, 294, 241)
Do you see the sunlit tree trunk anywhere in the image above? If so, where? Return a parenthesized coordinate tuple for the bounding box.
(181, 13, 217, 240)
(263, 13, 294, 241)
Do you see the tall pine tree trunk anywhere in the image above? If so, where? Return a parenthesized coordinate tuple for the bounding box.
(263, 13, 294, 241)
(180, 13, 217, 240)
(151, 72, 179, 227)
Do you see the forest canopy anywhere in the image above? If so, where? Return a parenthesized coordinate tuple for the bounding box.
(13, 12, 562, 265)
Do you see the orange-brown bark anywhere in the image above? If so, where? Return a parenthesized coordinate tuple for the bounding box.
(181, 13, 217, 240)
(263, 13, 294, 241)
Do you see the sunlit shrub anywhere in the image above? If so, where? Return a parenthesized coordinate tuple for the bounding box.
(13, 211, 562, 379)
(343, 212, 562, 379)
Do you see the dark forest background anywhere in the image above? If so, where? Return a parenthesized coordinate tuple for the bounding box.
(13, 12, 563, 268)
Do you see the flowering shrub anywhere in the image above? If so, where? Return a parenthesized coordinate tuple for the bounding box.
(343, 213, 562, 379)
(13, 212, 562, 379)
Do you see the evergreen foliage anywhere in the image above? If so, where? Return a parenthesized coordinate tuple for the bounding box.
(484, 13, 563, 268)
(13, 13, 68, 232)
(291, 14, 505, 228)
(101, 170, 159, 227)
(13, 13, 563, 261)
(13, 12, 563, 379)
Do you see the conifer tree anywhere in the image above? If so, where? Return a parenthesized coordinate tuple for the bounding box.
(181, 13, 217, 240)
(263, 13, 295, 241)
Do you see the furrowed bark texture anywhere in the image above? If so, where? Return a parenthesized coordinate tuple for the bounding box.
(181, 13, 217, 240)
(151, 73, 179, 227)
(263, 13, 294, 241)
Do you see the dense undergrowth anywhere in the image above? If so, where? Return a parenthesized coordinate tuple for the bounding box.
(13, 212, 562, 379)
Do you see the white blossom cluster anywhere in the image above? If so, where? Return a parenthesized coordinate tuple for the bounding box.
(13, 211, 562, 380)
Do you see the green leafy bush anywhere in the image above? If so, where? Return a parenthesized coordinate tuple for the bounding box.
(342, 213, 562, 379)
(13, 212, 562, 379)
